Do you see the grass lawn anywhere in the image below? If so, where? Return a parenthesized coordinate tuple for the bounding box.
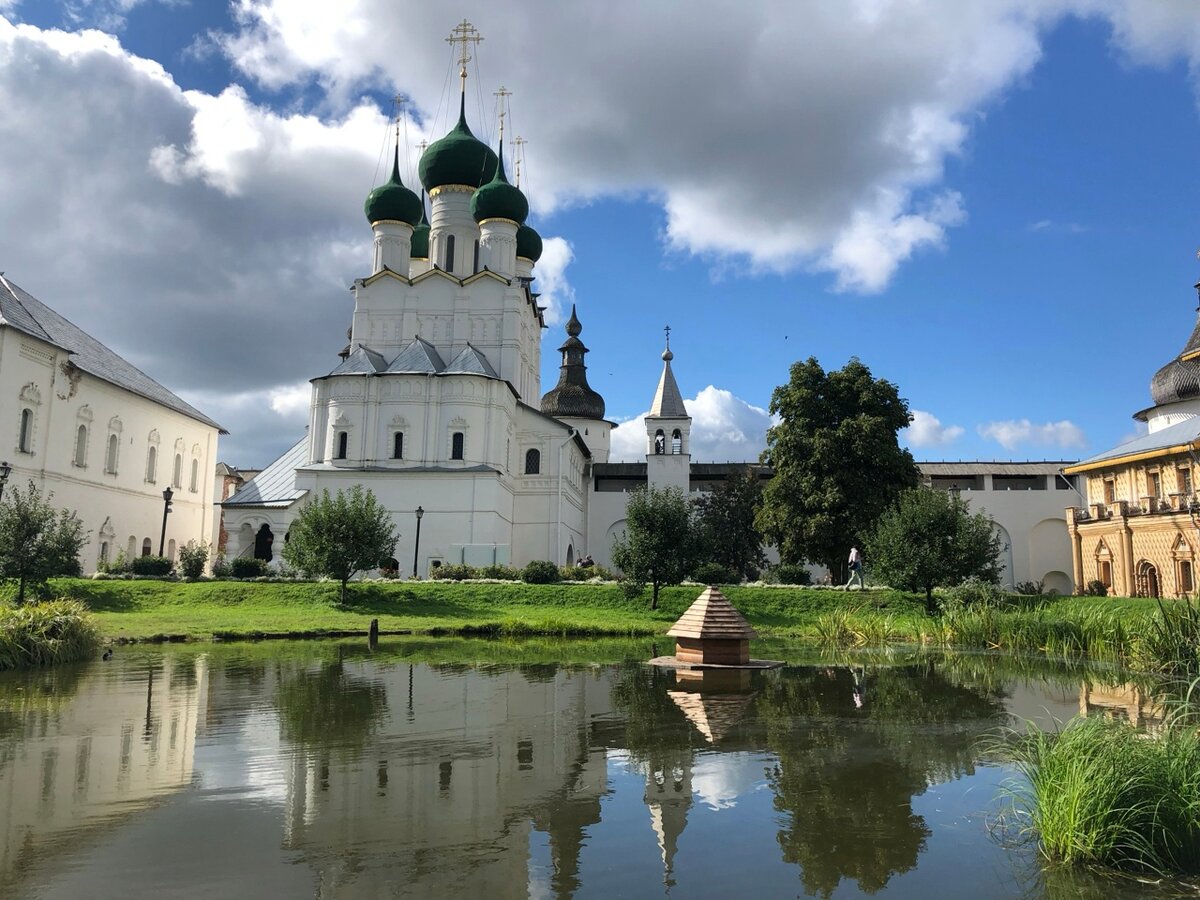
(43, 579, 1165, 654)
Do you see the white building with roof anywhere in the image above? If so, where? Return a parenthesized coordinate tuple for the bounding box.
(0, 274, 223, 570)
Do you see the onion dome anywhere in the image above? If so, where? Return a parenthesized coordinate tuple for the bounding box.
(471, 143, 528, 224)
(1150, 301, 1200, 406)
(516, 223, 543, 262)
(410, 195, 430, 259)
(364, 147, 422, 226)
(418, 94, 498, 191)
(540, 305, 606, 419)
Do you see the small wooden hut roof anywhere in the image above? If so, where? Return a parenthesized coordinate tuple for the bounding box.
(667, 690, 755, 743)
(666, 586, 757, 640)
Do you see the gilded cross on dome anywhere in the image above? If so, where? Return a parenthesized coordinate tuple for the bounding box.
(446, 19, 483, 86)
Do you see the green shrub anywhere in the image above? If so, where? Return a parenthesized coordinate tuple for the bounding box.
(431, 564, 477, 581)
(478, 564, 521, 581)
(619, 578, 645, 599)
(230, 557, 270, 578)
(522, 560, 560, 584)
(764, 563, 811, 585)
(177, 541, 209, 579)
(692, 562, 739, 585)
(945, 575, 1008, 609)
(211, 555, 231, 578)
(0, 599, 101, 670)
(1085, 579, 1109, 597)
(1014, 579, 1045, 595)
(130, 555, 172, 576)
(99, 550, 130, 575)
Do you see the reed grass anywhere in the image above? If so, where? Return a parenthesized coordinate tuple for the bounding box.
(1001, 714, 1200, 874)
(0, 600, 101, 670)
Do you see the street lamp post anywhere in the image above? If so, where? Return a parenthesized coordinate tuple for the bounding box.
(412, 506, 424, 579)
(0, 461, 11, 502)
(159, 486, 173, 557)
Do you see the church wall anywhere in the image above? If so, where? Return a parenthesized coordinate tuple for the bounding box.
(0, 328, 218, 571)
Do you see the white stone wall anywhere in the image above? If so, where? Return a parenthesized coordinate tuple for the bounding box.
(0, 328, 219, 571)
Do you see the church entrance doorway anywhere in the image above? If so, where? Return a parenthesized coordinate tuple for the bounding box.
(1137, 560, 1160, 598)
(254, 524, 274, 562)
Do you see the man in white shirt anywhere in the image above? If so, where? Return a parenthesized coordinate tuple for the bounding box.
(845, 546, 864, 590)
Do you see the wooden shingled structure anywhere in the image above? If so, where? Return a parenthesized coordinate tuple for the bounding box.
(666, 586, 757, 665)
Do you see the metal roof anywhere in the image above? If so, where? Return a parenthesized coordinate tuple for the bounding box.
(221, 435, 309, 507)
(0, 275, 224, 432)
(648, 355, 687, 418)
(918, 461, 1078, 476)
(386, 337, 444, 374)
(442, 343, 499, 378)
(327, 346, 386, 375)
(1067, 418, 1200, 470)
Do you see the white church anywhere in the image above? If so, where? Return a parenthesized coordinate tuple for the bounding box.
(221, 39, 725, 574)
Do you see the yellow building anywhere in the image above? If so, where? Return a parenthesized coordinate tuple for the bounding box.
(1065, 290, 1200, 597)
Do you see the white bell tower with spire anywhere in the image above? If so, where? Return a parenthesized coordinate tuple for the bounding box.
(645, 326, 691, 493)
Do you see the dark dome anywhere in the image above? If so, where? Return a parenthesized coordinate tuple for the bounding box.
(471, 144, 528, 225)
(1150, 310, 1200, 406)
(516, 223, 543, 262)
(540, 306, 606, 420)
(418, 96, 498, 191)
(364, 150, 422, 226)
(410, 197, 430, 258)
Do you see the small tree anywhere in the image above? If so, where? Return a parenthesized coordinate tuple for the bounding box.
(692, 466, 767, 581)
(0, 481, 86, 603)
(866, 488, 1002, 614)
(282, 486, 398, 603)
(177, 541, 210, 579)
(611, 485, 697, 610)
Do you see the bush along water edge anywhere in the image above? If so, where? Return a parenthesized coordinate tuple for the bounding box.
(0, 599, 102, 671)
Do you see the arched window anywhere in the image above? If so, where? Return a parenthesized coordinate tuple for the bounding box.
(18, 408, 32, 453)
(190, 458, 199, 493)
(444, 234, 456, 274)
(335, 431, 348, 460)
(99, 541, 109, 565)
(671, 429, 682, 454)
(106, 434, 119, 474)
(146, 445, 157, 483)
(1181, 560, 1194, 594)
(74, 424, 87, 467)
(141, 537, 152, 557)
(393, 432, 404, 459)
(525, 448, 541, 474)
(653, 429, 665, 455)
(167, 539, 176, 562)
(451, 431, 464, 460)
(473, 240, 480, 273)
(172, 453, 182, 488)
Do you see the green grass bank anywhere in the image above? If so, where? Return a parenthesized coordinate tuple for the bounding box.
(39, 578, 1169, 660)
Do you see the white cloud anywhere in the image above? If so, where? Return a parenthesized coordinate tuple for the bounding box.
(609, 386, 772, 463)
(904, 410, 965, 448)
(1028, 218, 1089, 233)
(977, 418, 1088, 451)
(532, 236, 574, 327)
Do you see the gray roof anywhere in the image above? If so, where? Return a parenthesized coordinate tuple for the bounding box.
(386, 338, 444, 374)
(1068, 418, 1200, 470)
(919, 461, 1078, 476)
(443, 343, 499, 378)
(0, 275, 224, 432)
(328, 346, 387, 375)
(222, 435, 308, 507)
(648, 354, 687, 418)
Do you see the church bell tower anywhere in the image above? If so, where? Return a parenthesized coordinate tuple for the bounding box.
(645, 327, 691, 493)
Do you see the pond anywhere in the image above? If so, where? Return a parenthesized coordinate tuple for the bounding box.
(0, 638, 1193, 898)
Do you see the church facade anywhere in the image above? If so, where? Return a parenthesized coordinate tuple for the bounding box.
(1064, 282, 1200, 597)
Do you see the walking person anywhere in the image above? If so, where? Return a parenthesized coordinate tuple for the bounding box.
(845, 545, 865, 590)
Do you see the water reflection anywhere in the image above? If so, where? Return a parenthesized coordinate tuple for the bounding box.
(0, 643, 1190, 899)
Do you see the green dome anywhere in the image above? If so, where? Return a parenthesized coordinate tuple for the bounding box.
(516, 223, 543, 262)
(410, 196, 430, 258)
(471, 144, 528, 225)
(364, 149, 422, 226)
(418, 95, 498, 191)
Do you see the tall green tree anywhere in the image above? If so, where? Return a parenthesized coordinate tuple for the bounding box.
(693, 467, 767, 580)
(866, 488, 1002, 613)
(0, 481, 86, 603)
(756, 357, 919, 580)
(282, 486, 398, 603)
(610, 485, 697, 610)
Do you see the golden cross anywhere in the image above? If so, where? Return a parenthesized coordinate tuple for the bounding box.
(493, 85, 511, 141)
(512, 135, 526, 186)
(664, 324, 671, 350)
(417, 139, 429, 154)
(446, 19, 482, 78)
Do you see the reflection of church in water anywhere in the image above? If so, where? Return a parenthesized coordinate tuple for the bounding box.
(219, 20, 765, 574)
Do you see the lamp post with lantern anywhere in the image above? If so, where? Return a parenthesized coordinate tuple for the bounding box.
(159, 486, 173, 557)
(412, 506, 424, 579)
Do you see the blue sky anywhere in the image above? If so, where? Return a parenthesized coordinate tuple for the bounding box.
(4, 2, 1200, 466)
